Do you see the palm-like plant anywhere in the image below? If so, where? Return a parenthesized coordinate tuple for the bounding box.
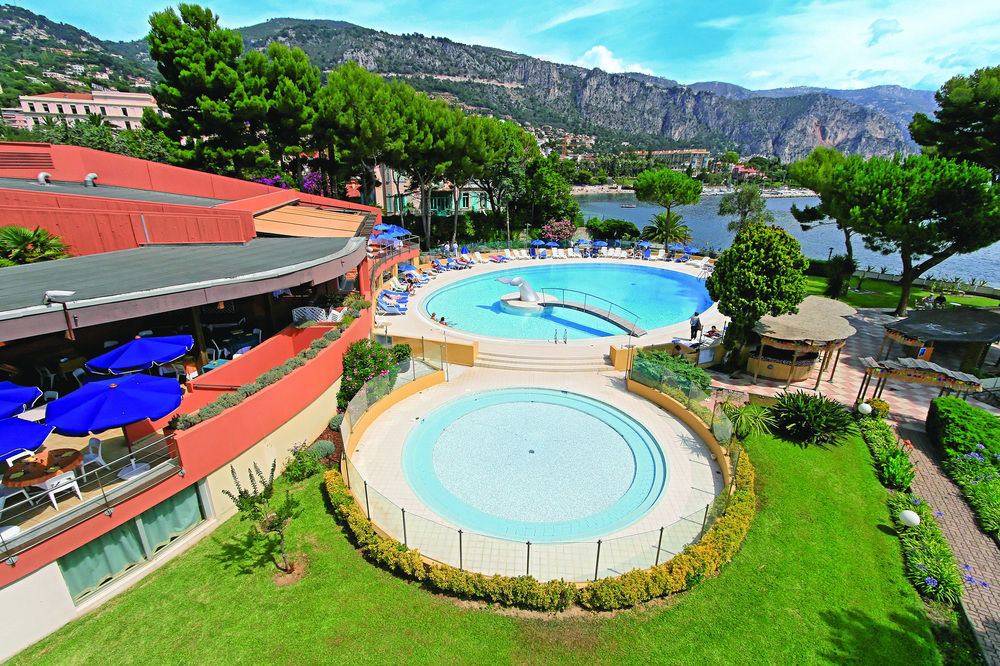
(85, 113, 106, 127)
(0, 226, 70, 266)
(639, 211, 692, 244)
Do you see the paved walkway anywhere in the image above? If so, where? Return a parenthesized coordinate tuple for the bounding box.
(899, 424, 1000, 665)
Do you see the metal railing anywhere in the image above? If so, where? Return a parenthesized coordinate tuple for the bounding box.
(537, 286, 643, 333)
(342, 454, 735, 582)
(0, 434, 180, 566)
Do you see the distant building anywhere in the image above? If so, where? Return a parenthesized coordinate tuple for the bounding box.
(16, 91, 161, 131)
(731, 165, 766, 181)
(649, 149, 711, 171)
(13, 59, 37, 66)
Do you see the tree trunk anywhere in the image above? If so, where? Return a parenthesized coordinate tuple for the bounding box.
(277, 528, 291, 572)
(843, 227, 854, 262)
(505, 203, 512, 249)
(452, 185, 461, 244)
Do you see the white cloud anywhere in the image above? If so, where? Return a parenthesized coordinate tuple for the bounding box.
(576, 45, 654, 75)
(697, 16, 742, 29)
(535, 0, 635, 33)
(746, 69, 773, 78)
(867, 18, 902, 47)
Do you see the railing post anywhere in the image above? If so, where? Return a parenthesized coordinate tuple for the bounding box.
(700, 503, 710, 537)
(458, 529, 463, 570)
(401, 508, 407, 547)
(344, 457, 350, 489)
(594, 539, 602, 581)
(526, 541, 531, 576)
(655, 526, 664, 566)
(364, 480, 371, 520)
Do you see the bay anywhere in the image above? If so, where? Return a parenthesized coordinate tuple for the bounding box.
(576, 192, 1000, 287)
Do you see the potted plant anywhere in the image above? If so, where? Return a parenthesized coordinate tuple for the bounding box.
(392, 343, 412, 372)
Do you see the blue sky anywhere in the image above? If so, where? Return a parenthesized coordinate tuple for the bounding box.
(22, 0, 1000, 90)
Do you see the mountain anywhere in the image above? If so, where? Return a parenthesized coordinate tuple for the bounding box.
(685, 81, 938, 140)
(0, 8, 921, 161)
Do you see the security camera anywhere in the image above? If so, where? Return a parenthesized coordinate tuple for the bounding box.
(43, 290, 76, 304)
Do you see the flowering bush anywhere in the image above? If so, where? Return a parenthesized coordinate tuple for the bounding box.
(337, 339, 396, 410)
(540, 219, 576, 241)
(251, 174, 293, 189)
(283, 443, 323, 482)
(302, 171, 322, 195)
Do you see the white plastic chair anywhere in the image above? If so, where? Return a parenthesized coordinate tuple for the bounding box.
(80, 437, 108, 481)
(325, 308, 344, 323)
(43, 390, 59, 402)
(103, 340, 119, 349)
(137, 330, 153, 337)
(292, 306, 326, 324)
(0, 486, 30, 513)
(71, 367, 86, 387)
(37, 472, 82, 510)
(35, 365, 55, 389)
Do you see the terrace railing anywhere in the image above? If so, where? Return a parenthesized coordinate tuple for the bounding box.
(537, 287, 645, 336)
(0, 434, 179, 566)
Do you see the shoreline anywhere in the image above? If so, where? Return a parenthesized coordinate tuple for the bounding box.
(571, 184, 817, 199)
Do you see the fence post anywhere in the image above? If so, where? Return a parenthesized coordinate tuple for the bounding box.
(364, 480, 371, 520)
(655, 526, 664, 566)
(700, 503, 710, 537)
(594, 539, 602, 581)
(401, 508, 407, 547)
(526, 541, 531, 576)
(458, 530, 463, 570)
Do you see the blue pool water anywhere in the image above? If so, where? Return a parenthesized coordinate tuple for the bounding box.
(421, 263, 712, 340)
(402, 388, 668, 542)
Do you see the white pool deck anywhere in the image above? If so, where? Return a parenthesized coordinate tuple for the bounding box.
(350, 367, 725, 582)
(376, 256, 726, 361)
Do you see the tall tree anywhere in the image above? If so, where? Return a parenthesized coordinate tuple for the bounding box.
(400, 94, 454, 248)
(442, 112, 489, 244)
(142, 4, 266, 176)
(706, 222, 809, 356)
(910, 65, 1000, 179)
(717, 182, 774, 233)
(835, 154, 1000, 315)
(788, 147, 857, 260)
(511, 157, 580, 232)
(639, 212, 692, 244)
(475, 119, 537, 247)
(633, 168, 702, 228)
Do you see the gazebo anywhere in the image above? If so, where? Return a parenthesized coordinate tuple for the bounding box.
(880, 307, 1000, 369)
(749, 296, 857, 389)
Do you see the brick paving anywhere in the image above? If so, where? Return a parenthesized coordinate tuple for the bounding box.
(704, 307, 1000, 663)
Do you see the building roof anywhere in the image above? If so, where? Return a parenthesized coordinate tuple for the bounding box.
(0, 178, 229, 207)
(254, 204, 371, 238)
(754, 296, 857, 342)
(0, 237, 365, 341)
(32, 92, 93, 100)
(885, 307, 1000, 344)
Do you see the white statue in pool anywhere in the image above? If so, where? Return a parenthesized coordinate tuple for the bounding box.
(496, 276, 540, 302)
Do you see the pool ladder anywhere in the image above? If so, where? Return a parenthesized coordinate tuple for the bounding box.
(553, 328, 567, 344)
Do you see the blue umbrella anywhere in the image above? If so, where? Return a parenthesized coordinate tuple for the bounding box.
(382, 230, 408, 238)
(46, 374, 184, 436)
(0, 381, 42, 419)
(388, 224, 410, 234)
(461, 245, 469, 254)
(400, 263, 418, 272)
(0, 418, 53, 463)
(529, 239, 546, 246)
(593, 240, 608, 247)
(86, 335, 194, 375)
(373, 223, 393, 231)
(546, 241, 559, 247)
(684, 245, 700, 254)
(667, 243, 685, 251)
(636, 240, 652, 247)
(574, 239, 587, 244)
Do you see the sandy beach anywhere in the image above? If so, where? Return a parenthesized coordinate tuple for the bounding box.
(571, 183, 817, 198)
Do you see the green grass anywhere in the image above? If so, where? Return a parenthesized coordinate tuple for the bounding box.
(14, 435, 945, 664)
(806, 275, 999, 310)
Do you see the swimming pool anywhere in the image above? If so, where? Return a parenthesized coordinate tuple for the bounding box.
(401, 388, 668, 542)
(421, 263, 712, 340)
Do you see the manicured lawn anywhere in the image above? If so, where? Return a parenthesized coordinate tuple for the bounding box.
(14, 435, 943, 664)
(806, 275, 999, 310)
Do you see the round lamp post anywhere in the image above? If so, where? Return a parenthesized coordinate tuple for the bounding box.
(858, 402, 873, 416)
(899, 510, 921, 528)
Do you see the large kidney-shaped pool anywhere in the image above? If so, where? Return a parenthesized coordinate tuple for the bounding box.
(421, 262, 712, 340)
(402, 388, 668, 542)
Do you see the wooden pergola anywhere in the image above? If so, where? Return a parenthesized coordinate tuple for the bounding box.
(856, 356, 983, 402)
(880, 308, 1000, 369)
(752, 336, 850, 390)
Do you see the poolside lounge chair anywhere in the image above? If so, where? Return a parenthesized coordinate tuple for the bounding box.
(539, 249, 547, 259)
(377, 297, 408, 314)
(381, 289, 409, 302)
(674, 254, 690, 263)
(503, 249, 515, 261)
(516, 249, 528, 259)
(643, 248, 651, 260)
(431, 260, 451, 272)
(404, 270, 431, 284)
(653, 249, 665, 261)
(569, 247, 582, 258)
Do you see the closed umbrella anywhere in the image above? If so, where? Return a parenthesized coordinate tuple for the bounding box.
(86, 335, 194, 375)
(0, 418, 53, 465)
(461, 245, 469, 254)
(0, 381, 42, 419)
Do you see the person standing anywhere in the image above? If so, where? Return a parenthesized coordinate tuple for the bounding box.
(451, 240, 459, 258)
(689, 311, 702, 340)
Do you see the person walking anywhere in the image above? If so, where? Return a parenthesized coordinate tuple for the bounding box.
(689, 311, 702, 340)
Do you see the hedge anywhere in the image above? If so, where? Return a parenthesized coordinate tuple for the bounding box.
(886, 493, 964, 604)
(323, 449, 755, 612)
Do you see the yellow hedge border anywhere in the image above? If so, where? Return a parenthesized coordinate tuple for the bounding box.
(323, 451, 755, 611)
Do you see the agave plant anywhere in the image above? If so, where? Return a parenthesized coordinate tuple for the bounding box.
(721, 402, 775, 440)
(771, 391, 858, 446)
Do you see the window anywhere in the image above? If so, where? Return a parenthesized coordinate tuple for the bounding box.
(57, 104, 64, 113)
(57, 486, 204, 603)
(42, 104, 49, 112)
(99, 106, 106, 115)
(461, 193, 470, 208)
(70, 105, 77, 114)
(27, 103, 34, 112)
(121, 107, 128, 116)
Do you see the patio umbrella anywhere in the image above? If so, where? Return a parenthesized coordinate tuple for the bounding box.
(46, 374, 183, 437)
(86, 335, 194, 375)
(593, 240, 608, 247)
(400, 264, 418, 272)
(636, 240, 652, 247)
(574, 239, 587, 244)
(373, 223, 393, 231)
(0, 418, 53, 464)
(529, 240, 546, 246)
(387, 224, 410, 234)
(684, 245, 700, 254)
(546, 241, 559, 247)
(0, 381, 42, 419)
(668, 243, 685, 251)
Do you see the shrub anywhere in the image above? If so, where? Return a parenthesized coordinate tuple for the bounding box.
(329, 413, 344, 431)
(295, 320, 318, 329)
(337, 339, 396, 410)
(721, 402, 774, 440)
(886, 493, 963, 604)
(309, 337, 330, 351)
(256, 369, 285, 387)
(345, 308, 361, 318)
(237, 382, 262, 397)
(856, 416, 915, 490)
(214, 392, 244, 409)
(300, 348, 318, 360)
(168, 412, 201, 430)
(943, 452, 1000, 535)
(928, 396, 1000, 458)
(308, 440, 338, 458)
(863, 398, 891, 419)
(284, 444, 323, 482)
(634, 349, 712, 391)
(771, 391, 857, 446)
(199, 402, 225, 420)
(391, 343, 412, 364)
(323, 329, 342, 342)
(344, 293, 371, 311)
(824, 254, 857, 298)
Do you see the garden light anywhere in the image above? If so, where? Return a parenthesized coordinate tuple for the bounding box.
(899, 510, 921, 527)
(858, 402, 873, 416)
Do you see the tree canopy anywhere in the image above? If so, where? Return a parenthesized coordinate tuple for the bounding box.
(717, 182, 774, 233)
(584, 218, 639, 241)
(788, 147, 858, 259)
(910, 65, 1000, 178)
(633, 168, 703, 219)
(706, 222, 809, 352)
(639, 212, 692, 244)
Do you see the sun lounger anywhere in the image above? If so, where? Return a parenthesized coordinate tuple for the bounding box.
(517, 249, 529, 259)
(503, 249, 514, 261)
(674, 254, 690, 263)
(377, 297, 407, 314)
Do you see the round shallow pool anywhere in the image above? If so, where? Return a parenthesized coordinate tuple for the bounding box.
(402, 388, 668, 542)
(421, 262, 712, 340)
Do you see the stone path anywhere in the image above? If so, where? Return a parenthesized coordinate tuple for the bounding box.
(898, 425, 1000, 665)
